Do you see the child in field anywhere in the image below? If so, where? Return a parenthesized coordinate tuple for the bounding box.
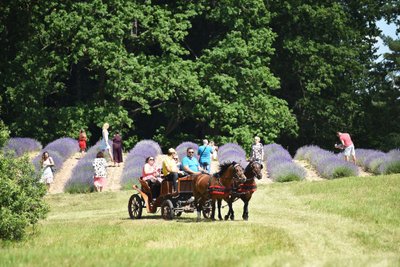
(93, 151, 107, 192)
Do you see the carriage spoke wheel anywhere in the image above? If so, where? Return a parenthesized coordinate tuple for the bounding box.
(161, 199, 175, 220)
(128, 194, 142, 219)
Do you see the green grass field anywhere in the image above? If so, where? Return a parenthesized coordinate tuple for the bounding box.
(1, 175, 399, 267)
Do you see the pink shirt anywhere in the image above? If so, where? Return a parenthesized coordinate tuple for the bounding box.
(339, 133, 353, 147)
(142, 163, 159, 181)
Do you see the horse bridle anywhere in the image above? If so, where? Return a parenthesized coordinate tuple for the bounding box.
(232, 163, 246, 183)
(249, 161, 263, 180)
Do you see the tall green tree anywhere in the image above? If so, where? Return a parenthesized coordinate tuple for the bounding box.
(0, 0, 296, 151)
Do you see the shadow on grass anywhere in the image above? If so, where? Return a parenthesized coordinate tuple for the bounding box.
(121, 215, 227, 223)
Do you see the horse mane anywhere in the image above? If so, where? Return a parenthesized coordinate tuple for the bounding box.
(218, 161, 236, 176)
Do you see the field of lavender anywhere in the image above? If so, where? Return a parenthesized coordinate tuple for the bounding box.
(32, 137, 79, 174)
(120, 140, 162, 189)
(264, 144, 306, 182)
(2, 137, 42, 157)
(64, 140, 111, 193)
(357, 148, 400, 174)
(295, 145, 359, 179)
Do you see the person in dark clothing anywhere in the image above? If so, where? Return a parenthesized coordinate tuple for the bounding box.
(112, 131, 123, 167)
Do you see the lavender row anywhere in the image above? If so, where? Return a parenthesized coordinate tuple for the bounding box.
(65, 140, 111, 193)
(32, 137, 79, 174)
(2, 137, 42, 157)
(356, 148, 400, 174)
(218, 143, 247, 167)
(120, 140, 162, 188)
(295, 145, 358, 179)
(264, 144, 306, 182)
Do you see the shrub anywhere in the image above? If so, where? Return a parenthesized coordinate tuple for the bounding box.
(2, 137, 42, 157)
(0, 154, 48, 240)
(296, 145, 359, 179)
(218, 143, 246, 164)
(65, 140, 110, 193)
(266, 144, 306, 182)
(120, 140, 162, 189)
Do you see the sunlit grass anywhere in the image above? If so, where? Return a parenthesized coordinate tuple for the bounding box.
(1, 175, 399, 266)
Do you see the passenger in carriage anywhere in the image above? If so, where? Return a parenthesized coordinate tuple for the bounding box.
(181, 147, 205, 175)
(142, 156, 162, 199)
(162, 148, 184, 192)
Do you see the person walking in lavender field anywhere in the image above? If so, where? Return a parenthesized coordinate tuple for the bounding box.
(40, 151, 54, 191)
(93, 151, 107, 192)
(335, 131, 356, 164)
(250, 136, 264, 163)
(112, 131, 123, 167)
(78, 129, 87, 158)
(101, 123, 113, 163)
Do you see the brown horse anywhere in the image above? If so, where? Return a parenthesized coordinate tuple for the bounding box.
(193, 162, 247, 221)
(222, 161, 263, 221)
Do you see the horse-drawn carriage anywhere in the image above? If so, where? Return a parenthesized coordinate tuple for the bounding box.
(128, 175, 211, 220)
(128, 161, 263, 221)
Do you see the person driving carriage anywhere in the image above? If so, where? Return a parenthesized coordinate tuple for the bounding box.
(181, 147, 205, 175)
(162, 148, 184, 193)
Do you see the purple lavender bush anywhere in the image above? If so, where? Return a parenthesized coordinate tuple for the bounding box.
(65, 140, 111, 193)
(120, 140, 162, 189)
(2, 138, 42, 157)
(296, 145, 359, 179)
(378, 149, 400, 174)
(218, 143, 246, 164)
(176, 141, 199, 160)
(266, 143, 306, 182)
(269, 162, 306, 182)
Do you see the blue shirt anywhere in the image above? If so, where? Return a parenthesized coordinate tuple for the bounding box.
(182, 156, 200, 172)
(198, 145, 213, 163)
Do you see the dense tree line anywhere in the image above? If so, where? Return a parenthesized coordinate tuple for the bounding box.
(0, 0, 399, 152)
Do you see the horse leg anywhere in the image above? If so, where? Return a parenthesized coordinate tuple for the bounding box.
(211, 199, 216, 221)
(225, 198, 234, 221)
(195, 198, 201, 222)
(217, 199, 223, 220)
(242, 199, 249, 221)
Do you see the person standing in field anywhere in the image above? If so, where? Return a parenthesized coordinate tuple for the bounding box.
(210, 141, 218, 161)
(336, 131, 356, 164)
(198, 139, 213, 173)
(93, 151, 107, 192)
(78, 129, 87, 158)
(101, 123, 113, 163)
(112, 131, 123, 167)
(40, 151, 54, 191)
(250, 136, 264, 163)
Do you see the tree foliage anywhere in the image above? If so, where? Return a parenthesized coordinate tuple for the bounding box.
(0, 0, 399, 151)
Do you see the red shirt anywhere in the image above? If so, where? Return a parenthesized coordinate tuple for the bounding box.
(339, 133, 353, 147)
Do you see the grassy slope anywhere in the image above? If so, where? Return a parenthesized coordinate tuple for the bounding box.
(1, 175, 399, 267)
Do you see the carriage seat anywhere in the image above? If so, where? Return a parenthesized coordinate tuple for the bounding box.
(139, 177, 152, 196)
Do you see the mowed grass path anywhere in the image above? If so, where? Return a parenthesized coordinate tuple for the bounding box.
(1, 175, 399, 266)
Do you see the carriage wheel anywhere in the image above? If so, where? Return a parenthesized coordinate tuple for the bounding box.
(175, 212, 182, 217)
(202, 201, 212, 219)
(161, 199, 175, 220)
(128, 194, 142, 219)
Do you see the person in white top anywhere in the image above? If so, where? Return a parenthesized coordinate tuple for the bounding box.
(40, 151, 54, 191)
(101, 123, 113, 163)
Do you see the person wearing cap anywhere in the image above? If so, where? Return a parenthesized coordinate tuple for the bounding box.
(181, 147, 204, 175)
(198, 139, 213, 172)
(162, 148, 184, 192)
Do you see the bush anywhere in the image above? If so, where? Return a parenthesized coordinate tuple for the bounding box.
(2, 137, 42, 157)
(0, 154, 48, 240)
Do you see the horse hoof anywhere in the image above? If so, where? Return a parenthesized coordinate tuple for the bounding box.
(218, 216, 223, 221)
(243, 216, 248, 221)
(230, 215, 234, 221)
(211, 218, 216, 221)
(224, 215, 229, 221)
